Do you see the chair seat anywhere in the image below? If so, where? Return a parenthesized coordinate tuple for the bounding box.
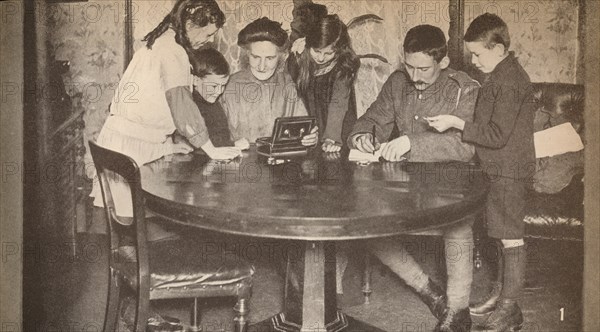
(523, 173, 584, 240)
(115, 238, 255, 290)
(89, 140, 252, 332)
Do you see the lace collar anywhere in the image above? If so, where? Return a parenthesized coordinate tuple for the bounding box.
(314, 59, 338, 77)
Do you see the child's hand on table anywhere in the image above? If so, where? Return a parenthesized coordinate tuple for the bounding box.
(321, 139, 341, 153)
(234, 138, 250, 150)
(206, 147, 242, 160)
(165, 140, 194, 155)
(202, 140, 241, 160)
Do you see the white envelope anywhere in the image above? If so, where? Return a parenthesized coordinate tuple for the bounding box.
(534, 122, 584, 158)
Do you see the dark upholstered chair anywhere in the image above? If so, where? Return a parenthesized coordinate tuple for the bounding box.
(89, 141, 254, 332)
(525, 83, 584, 240)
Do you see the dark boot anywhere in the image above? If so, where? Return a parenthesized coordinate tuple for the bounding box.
(417, 278, 447, 320)
(499, 245, 526, 300)
(470, 253, 503, 315)
(434, 307, 471, 332)
(482, 299, 523, 332)
(469, 243, 504, 316)
(480, 245, 526, 331)
(470, 280, 502, 315)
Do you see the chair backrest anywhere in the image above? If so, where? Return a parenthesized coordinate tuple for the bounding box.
(531, 83, 585, 134)
(89, 141, 150, 275)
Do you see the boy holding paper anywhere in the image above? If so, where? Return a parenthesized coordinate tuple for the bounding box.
(427, 13, 535, 331)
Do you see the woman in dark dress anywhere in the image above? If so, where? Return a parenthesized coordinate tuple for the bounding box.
(288, 14, 361, 152)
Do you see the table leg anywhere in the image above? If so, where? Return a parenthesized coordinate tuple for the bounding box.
(301, 241, 327, 331)
(251, 241, 385, 332)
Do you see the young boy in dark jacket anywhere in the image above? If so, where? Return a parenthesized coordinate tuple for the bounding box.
(427, 13, 535, 331)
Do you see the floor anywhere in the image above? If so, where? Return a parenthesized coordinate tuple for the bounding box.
(27, 232, 583, 332)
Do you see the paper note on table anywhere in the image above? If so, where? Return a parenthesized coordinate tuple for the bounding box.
(534, 122, 584, 158)
(348, 142, 389, 162)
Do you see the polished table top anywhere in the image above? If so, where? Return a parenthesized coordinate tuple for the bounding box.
(141, 148, 488, 241)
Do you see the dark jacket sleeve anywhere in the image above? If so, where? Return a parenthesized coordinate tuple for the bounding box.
(165, 86, 210, 148)
(347, 72, 398, 146)
(323, 76, 352, 144)
(462, 81, 527, 149)
(407, 83, 478, 162)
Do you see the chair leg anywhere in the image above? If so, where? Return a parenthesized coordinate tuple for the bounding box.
(233, 298, 249, 332)
(190, 297, 202, 332)
(103, 269, 121, 332)
(362, 253, 372, 304)
(133, 298, 149, 332)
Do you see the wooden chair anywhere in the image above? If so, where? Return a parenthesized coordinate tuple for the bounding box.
(89, 141, 254, 332)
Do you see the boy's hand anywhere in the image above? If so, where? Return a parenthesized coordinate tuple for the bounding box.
(352, 133, 380, 154)
(234, 138, 250, 150)
(164, 140, 194, 155)
(321, 139, 341, 153)
(381, 135, 410, 161)
(426, 115, 465, 132)
(201, 140, 241, 160)
(301, 126, 319, 146)
(205, 147, 242, 160)
(172, 132, 188, 144)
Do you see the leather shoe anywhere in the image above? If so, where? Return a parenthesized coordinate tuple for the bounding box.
(417, 278, 447, 320)
(435, 307, 471, 332)
(470, 280, 502, 315)
(480, 299, 523, 332)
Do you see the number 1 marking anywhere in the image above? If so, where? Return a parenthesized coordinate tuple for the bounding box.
(560, 307, 565, 321)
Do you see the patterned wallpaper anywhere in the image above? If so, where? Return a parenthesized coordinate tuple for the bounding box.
(130, 0, 580, 116)
(46, 0, 581, 169)
(45, 1, 124, 176)
(464, 0, 579, 84)
(130, 0, 450, 116)
(131, 0, 175, 52)
(321, 0, 451, 116)
(322, 0, 581, 114)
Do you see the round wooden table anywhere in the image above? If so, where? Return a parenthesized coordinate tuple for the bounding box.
(141, 148, 488, 332)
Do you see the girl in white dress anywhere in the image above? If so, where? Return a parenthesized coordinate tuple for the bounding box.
(91, 0, 240, 219)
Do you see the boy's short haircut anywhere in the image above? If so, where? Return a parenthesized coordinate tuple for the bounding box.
(403, 25, 447, 63)
(464, 13, 510, 50)
(190, 48, 230, 77)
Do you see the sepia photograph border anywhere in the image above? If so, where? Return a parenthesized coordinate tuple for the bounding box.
(1, 0, 598, 330)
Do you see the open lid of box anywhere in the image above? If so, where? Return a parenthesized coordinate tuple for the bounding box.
(256, 116, 316, 157)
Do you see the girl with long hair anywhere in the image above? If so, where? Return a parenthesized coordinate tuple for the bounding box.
(288, 14, 360, 152)
(92, 0, 240, 219)
(287, 13, 361, 302)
